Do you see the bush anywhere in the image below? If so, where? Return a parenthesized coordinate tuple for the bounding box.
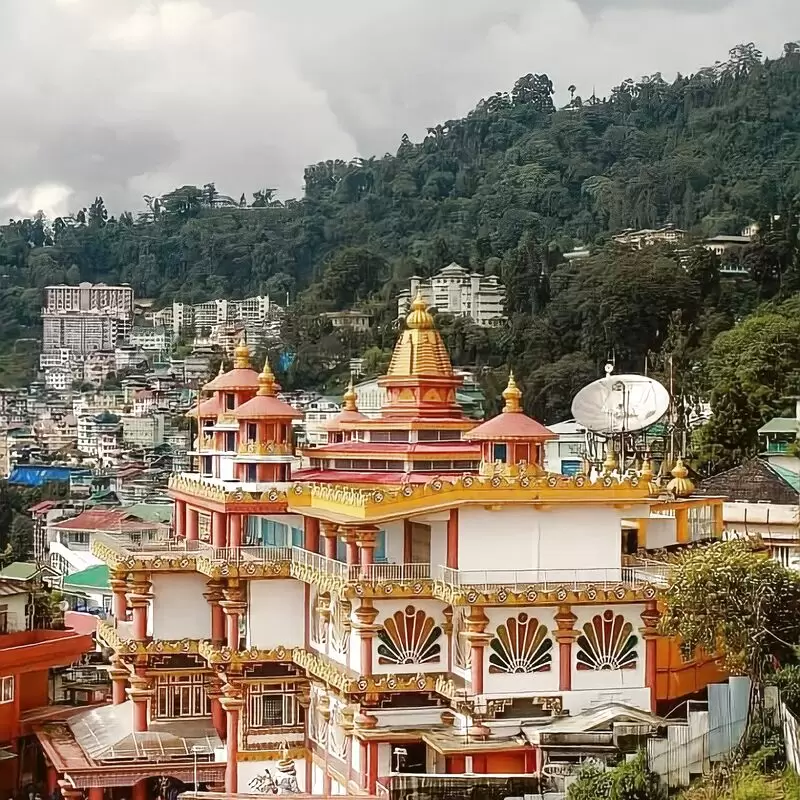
(567, 752, 664, 800)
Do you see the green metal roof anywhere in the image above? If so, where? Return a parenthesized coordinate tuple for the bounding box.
(0, 562, 41, 581)
(125, 503, 173, 524)
(758, 417, 799, 435)
(769, 463, 800, 493)
(62, 564, 110, 592)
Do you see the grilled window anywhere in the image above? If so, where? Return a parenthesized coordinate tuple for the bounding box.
(247, 683, 300, 729)
(155, 674, 210, 719)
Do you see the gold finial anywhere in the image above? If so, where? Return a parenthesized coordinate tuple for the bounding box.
(640, 456, 654, 482)
(602, 448, 618, 475)
(233, 336, 250, 369)
(502, 371, 522, 413)
(343, 378, 358, 411)
(405, 290, 434, 330)
(257, 356, 276, 397)
(667, 457, 694, 497)
(217, 360, 225, 376)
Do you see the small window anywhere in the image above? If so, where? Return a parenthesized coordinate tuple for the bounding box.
(202, 455, 213, 476)
(492, 443, 508, 462)
(246, 464, 258, 482)
(225, 393, 235, 411)
(0, 677, 13, 704)
(247, 423, 258, 442)
(224, 432, 236, 452)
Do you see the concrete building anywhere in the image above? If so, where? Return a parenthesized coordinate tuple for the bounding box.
(397, 264, 506, 326)
(152, 295, 276, 339)
(322, 310, 372, 332)
(122, 413, 166, 449)
(129, 326, 170, 352)
(42, 283, 134, 359)
(612, 226, 687, 249)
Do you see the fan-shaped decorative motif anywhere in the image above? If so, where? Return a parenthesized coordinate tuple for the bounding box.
(377, 606, 442, 664)
(488, 613, 553, 673)
(452, 606, 471, 670)
(576, 610, 638, 670)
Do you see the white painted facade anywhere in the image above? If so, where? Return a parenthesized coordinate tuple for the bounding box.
(247, 580, 305, 648)
(151, 573, 211, 640)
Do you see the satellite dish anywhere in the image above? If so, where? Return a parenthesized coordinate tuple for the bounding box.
(58, 600, 70, 612)
(571, 374, 670, 434)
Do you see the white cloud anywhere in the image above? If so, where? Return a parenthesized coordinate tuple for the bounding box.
(0, 0, 798, 219)
(2, 184, 74, 219)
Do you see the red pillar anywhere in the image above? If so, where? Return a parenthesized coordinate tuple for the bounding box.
(211, 697, 225, 739)
(323, 527, 338, 560)
(641, 600, 661, 712)
(111, 576, 128, 620)
(211, 604, 225, 645)
(470, 644, 485, 694)
(446, 509, 459, 568)
(304, 517, 320, 553)
(225, 706, 240, 794)
(88, 787, 104, 800)
(403, 519, 413, 563)
(226, 611, 240, 649)
(345, 534, 358, 566)
(132, 780, 147, 800)
(212, 511, 226, 547)
(229, 515, 242, 549)
(46, 765, 58, 796)
(173, 499, 186, 539)
(366, 742, 378, 794)
(186, 506, 199, 541)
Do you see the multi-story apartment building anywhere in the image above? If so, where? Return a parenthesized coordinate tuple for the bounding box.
(122, 413, 166, 450)
(66, 298, 726, 800)
(152, 296, 276, 339)
(397, 263, 506, 326)
(76, 411, 123, 465)
(129, 326, 170, 352)
(42, 283, 134, 359)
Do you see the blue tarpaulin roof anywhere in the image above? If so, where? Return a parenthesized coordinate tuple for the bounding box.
(8, 465, 80, 486)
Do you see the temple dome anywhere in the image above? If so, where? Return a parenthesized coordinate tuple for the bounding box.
(203, 340, 260, 392)
(233, 358, 301, 420)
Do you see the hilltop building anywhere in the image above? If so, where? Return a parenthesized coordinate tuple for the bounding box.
(57, 294, 730, 799)
(151, 295, 279, 341)
(397, 263, 506, 327)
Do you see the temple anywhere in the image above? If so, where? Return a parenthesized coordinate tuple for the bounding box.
(42, 295, 726, 797)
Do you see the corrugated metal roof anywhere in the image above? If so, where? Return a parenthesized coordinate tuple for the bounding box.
(758, 417, 799, 435)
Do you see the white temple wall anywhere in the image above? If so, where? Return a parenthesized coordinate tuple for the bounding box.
(151, 572, 210, 640)
(248, 579, 305, 648)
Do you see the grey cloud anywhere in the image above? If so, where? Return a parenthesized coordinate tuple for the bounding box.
(0, 0, 798, 219)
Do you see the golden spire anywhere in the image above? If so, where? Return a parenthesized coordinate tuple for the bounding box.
(640, 456, 654, 482)
(343, 378, 358, 411)
(667, 457, 694, 497)
(502, 371, 522, 413)
(256, 356, 276, 397)
(405, 290, 435, 330)
(602, 448, 618, 475)
(233, 336, 250, 369)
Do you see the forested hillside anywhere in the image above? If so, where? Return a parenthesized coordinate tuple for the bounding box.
(1, 41, 799, 470)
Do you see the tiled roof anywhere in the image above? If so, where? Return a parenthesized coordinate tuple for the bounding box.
(52, 509, 167, 533)
(464, 411, 556, 441)
(62, 565, 110, 592)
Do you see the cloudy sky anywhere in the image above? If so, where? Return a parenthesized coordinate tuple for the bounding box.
(1, 0, 798, 219)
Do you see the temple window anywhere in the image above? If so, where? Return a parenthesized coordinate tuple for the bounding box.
(201, 455, 213, 476)
(493, 443, 508, 462)
(370, 430, 410, 443)
(0, 676, 13, 703)
(247, 423, 257, 442)
(224, 432, 236, 452)
(417, 430, 462, 442)
(247, 682, 302, 729)
(246, 464, 257, 482)
(225, 393, 235, 411)
(154, 673, 210, 719)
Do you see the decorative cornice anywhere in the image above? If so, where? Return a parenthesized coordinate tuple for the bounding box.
(168, 474, 289, 509)
(97, 620, 200, 657)
(199, 641, 293, 666)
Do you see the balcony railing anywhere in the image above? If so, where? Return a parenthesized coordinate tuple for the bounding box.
(290, 547, 347, 580)
(436, 566, 668, 590)
(206, 546, 292, 564)
(346, 562, 432, 582)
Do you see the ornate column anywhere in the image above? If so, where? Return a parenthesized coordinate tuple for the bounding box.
(110, 570, 128, 620)
(463, 607, 490, 695)
(355, 526, 379, 571)
(304, 516, 320, 553)
(640, 600, 661, 712)
(553, 605, 578, 693)
(88, 787, 104, 800)
(109, 655, 129, 705)
(212, 511, 227, 548)
(321, 521, 339, 560)
(206, 675, 226, 739)
(229, 514, 242, 549)
(353, 600, 379, 676)
(174, 499, 186, 539)
(220, 585, 246, 650)
(131, 780, 147, 800)
(127, 577, 152, 642)
(186, 506, 199, 541)
(203, 580, 226, 646)
(126, 667, 153, 732)
(342, 528, 359, 566)
(220, 681, 245, 795)
(446, 509, 459, 568)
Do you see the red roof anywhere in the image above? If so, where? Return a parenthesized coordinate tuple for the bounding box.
(52, 510, 166, 533)
(292, 469, 450, 485)
(234, 394, 302, 420)
(29, 501, 58, 515)
(203, 367, 260, 391)
(464, 411, 556, 441)
(309, 441, 481, 455)
(187, 395, 221, 418)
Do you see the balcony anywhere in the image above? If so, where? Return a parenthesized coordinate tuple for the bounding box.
(195, 546, 293, 578)
(91, 532, 208, 571)
(433, 564, 668, 605)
